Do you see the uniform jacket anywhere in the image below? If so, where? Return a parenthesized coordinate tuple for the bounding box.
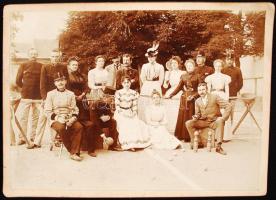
(195, 65, 214, 82)
(221, 66, 243, 97)
(16, 60, 42, 99)
(44, 89, 79, 126)
(40, 63, 68, 100)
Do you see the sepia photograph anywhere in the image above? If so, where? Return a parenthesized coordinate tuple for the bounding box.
(2, 2, 274, 197)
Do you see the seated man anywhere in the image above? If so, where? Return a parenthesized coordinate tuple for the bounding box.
(185, 82, 231, 155)
(44, 72, 84, 161)
(89, 96, 119, 154)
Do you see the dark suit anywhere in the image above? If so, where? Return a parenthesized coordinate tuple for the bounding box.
(16, 60, 42, 99)
(89, 100, 118, 152)
(40, 63, 68, 100)
(185, 93, 231, 144)
(116, 67, 139, 91)
(221, 66, 243, 97)
(195, 65, 214, 82)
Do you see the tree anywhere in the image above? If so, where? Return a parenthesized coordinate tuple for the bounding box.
(59, 10, 265, 72)
(243, 11, 265, 57)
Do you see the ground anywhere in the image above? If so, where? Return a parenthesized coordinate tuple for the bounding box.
(4, 98, 265, 197)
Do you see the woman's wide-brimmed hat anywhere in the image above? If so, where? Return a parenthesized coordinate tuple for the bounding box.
(145, 41, 159, 57)
(145, 47, 158, 57)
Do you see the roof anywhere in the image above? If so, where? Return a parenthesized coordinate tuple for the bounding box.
(13, 39, 59, 59)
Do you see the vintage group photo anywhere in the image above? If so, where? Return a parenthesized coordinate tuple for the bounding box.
(3, 2, 274, 197)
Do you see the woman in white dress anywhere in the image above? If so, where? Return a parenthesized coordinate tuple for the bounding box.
(205, 59, 232, 141)
(140, 44, 164, 96)
(145, 90, 181, 150)
(114, 76, 151, 151)
(88, 55, 109, 100)
(163, 56, 186, 99)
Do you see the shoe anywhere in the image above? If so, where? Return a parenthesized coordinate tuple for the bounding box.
(88, 152, 97, 157)
(30, 138, 34, 142)
(34, 144, 41, 148)
(70, 154, 83, 161)
(27, 143, 41, 149)
(129, 148, 136, 152)
(216, 146, 227, 155)
(76, 153, 84, 158)
(112, 146, 124, 151)
(26, 143, 35, 149)
(223, 140, 231, 143)
(17, 140, 26, 145)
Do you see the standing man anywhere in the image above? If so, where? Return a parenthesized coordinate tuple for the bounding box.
(221, 54, 243, 141)
(15, 48, 42, 146)
(221, 54, 243, 98)
(44, 72, 84, 161)
(30, 49, 67, 148)
(105, 55, 122, 89)
(116, 54, 140, 91)
(185, 83, 231, 155)
(195, 50, 214, 82)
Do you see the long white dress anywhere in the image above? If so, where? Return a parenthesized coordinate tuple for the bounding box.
(140, 62, 164, 96)
(164, 70, 186, 99)
(205, 73, 232, 140)
(114, 89, 151, 150)
(88, 67, 109, 100)
(145, 104, 181, 150)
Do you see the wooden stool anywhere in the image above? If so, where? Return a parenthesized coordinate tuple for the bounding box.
(49, 131, 64, 159)
(192, 128, 215, 152)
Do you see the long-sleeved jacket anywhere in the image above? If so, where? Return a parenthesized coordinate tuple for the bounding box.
(116, 67, 140, 91)
(67, 70, 90, 121)
(40, 63, 68, 100)
(221, 66, 243, 97)
(15, 60, 42, 99)
(195, 65, 214, 82)
(169, 72, 201, 99)
(44, 89, 79, 126)
(194, 93, 231, 122)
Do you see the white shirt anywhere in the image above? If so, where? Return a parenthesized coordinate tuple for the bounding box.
(88, 67, 109, 89)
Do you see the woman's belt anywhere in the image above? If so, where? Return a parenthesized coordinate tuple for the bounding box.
(119, 106, 131, 110)
(146, 77, 159, 81)
(95, 83, 103, 86)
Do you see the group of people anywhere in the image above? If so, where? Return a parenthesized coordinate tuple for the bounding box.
(10, 43, 243, 161)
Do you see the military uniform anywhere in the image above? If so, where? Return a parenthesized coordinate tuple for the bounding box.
(15, 60, 43, 143)
(44, 89, 83, 155)
(221, 66, 243, 97)
(33, 63, 68, 146)
(195, 65, 214, 83)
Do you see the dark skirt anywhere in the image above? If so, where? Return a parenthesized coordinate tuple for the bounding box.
(174, 95, 195, 142)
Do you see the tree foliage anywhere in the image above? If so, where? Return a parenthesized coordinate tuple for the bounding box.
(59, 10, 265, 72)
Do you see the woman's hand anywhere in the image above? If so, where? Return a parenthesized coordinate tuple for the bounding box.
(76, 93, 85, 101)
(187, 95, 194, 101)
